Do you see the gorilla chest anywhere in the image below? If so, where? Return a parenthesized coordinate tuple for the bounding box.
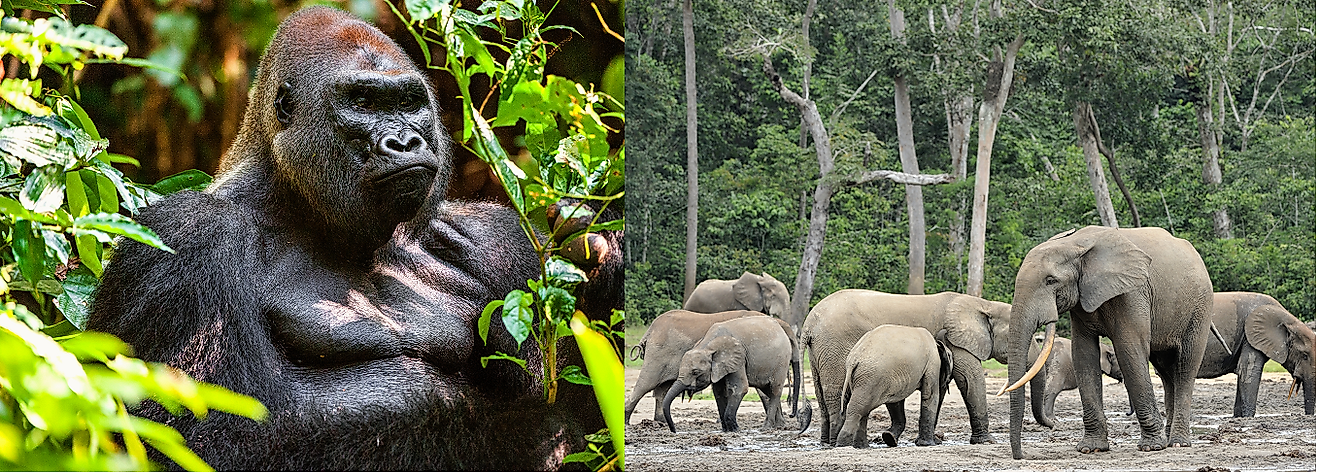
(262, 251, 478, 371)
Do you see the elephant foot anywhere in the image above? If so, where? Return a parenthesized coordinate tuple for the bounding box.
(881, 431, 898, 447)
(1038, 419, 1057, 430)
(1166, 434, 1192, 448)
(1076, 436, 1110, 454)
(915, 434, 942, 447)
(1136, 436, 1165, 452)
(969, 432, 996, 444)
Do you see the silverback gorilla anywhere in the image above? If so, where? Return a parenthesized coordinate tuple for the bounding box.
(86, 7, 621, 471)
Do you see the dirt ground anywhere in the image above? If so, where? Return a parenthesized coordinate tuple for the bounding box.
(624, 368, 1316, 471)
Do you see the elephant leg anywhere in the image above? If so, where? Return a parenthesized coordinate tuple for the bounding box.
(881, 401, 906, 447)
(1041, 386, 1061, 430)
(1071, 331, 1112, 453)
(726, 387, 746, 432)
(915, 378, 943, 446)
(949, 348, 994, 444)
(1149, 358, 1176, 439)
(1233, 346, 1268, 418)
(836, 399, 869, 449)
(1104, 316, 1165, 452)
(760, 384, 786, 429)
(712, 381, 732, 432)
(649, 381, 674, 422)
(1155, 316, 1210, 448)
(813, 360, 843, 445)
(624, 371, 667, 425)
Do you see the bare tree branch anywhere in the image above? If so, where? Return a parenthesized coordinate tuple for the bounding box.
(849, 170, 956, 186)
(829, 69, 880, 128)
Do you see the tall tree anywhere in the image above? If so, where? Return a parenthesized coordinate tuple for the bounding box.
(964, 25, 1024, 297)
(682, 0, 700, 300)
(1073, 101, 1120, 227)
(887, 0, 925, 295)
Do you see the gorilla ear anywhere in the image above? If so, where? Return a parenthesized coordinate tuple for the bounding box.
(943, 296, 992, 361)
(1246, 305, 1292, 364)
(734, 272, 765, 312)
(1076, 229, 1151, 313)
(275, 81, 294, 126)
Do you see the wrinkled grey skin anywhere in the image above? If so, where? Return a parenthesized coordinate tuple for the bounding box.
(684, 272, 792, 328)
(1197, 292, 1316, 417)
(1006, 226, 1213, 459)
(836, 326, 954, 449)
(624, 310, 769, 424)
(801, 290, 1011, 445)
(1027, 337, 1123, 429)
(662, 316, 801, 432)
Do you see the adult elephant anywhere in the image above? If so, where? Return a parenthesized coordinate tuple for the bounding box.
(624, 309, 769, 424)
(684, 272, 791, 328)
(801, 290, 1012, 445)
(1001, 226, 1213, 459)
(1026, 337, 1123, 429)
(661, 316, 802, 432)
(1198, 292, 1315, 416)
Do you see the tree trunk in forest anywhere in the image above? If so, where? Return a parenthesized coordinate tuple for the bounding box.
(965, 34, 1024, 298)
(1196, 100, 1233, 238)
(888, 1, 924, 295)
(946, 92, 973, 288)
(1087, 106, 1140, 227)
(1073, 102, 1119, 227)
(797, 0, 817, 148)
(682, 0, 699, 300)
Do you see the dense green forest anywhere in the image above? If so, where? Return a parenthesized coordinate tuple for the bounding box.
(624, 0, 1316, 328)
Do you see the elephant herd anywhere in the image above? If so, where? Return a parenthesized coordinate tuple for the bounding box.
(627, 226, 1315, 461)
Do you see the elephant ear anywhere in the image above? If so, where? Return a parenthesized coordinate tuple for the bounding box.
(734, 271, 765, 312)
(1077, 228, 1152, 313)
(711, 336, 746, 383)
(943, 296, 993, 361)
(1246, 305, 1292, 364)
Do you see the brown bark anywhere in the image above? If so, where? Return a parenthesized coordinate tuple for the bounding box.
(1073, 102, 1118, 227)
(965, 34, 1024, 298)
(1196, 101, 1233, 238)
(682, 0, 699, 300)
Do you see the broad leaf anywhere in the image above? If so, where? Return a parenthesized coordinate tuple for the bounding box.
(73, 213, 173, 252)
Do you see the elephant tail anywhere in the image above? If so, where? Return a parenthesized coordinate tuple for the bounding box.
(629, 342, 645, 361)
(839, 361, 857, 423)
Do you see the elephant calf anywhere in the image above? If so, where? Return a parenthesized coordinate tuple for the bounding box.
(836, 325, 953, 448)
(662, 316, 802, 433)
(1027, 337, 1123, 429)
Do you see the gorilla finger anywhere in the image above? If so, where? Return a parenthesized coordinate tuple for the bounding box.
(548, 199, 595, 242)
(559, 233, 610, 268)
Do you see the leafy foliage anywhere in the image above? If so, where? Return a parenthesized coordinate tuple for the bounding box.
(0, 7, 265, 471)
(396, 0, 624, 470)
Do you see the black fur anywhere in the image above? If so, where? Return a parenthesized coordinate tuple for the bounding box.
(86, 7, 620, 471)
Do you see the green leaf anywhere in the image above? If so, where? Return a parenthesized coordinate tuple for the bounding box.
(523, 183, 559, 212)
(65, 169, 88, 216)
(538, 285, 576, 322)
(41, 229, 69, 265)
(570, 312, 624, 465)
(561, 452, 599, 464)
(404, 0, 448, 22)
(72, 213, 173, 252)
(12, 219, 45, 287)
(74, 234, 102, 277)
(545, 256, 587, 287)
(560, 365, 591, 386)
(54, 266, 97, 329)
(149, 169, 212, 195)
(94, 171, 117, 213)
(0, 196, 47, 223)
(586, 218, 624, 232)
(194, 383, 268, 421)
(478, 299, 503, 345)
(500, 290, 532, 347)
(479, 351, 527, 370)
(21, 166, 65, 213)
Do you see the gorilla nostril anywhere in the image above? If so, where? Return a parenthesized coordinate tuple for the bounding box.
(378, 132, 423, 155)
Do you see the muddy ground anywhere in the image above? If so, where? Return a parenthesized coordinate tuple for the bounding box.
(624, 368, 1316, 471)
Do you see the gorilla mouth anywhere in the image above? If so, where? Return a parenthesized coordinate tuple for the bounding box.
(373, 164, 437, 184)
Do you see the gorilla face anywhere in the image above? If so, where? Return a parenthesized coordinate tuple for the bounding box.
(263, 11, 450, 243)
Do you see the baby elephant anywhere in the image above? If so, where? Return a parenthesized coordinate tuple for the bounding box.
(1027, 336, 1123, 429)
(663, 315, 801, 432)
(836, 325, 953, 448)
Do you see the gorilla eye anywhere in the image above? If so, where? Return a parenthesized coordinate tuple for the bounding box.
(1045, 276, 1059, 286)
(275, 82, 294, 126)
(353, 95, 370, 109)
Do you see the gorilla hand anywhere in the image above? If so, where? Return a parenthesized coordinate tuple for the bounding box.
(547, 199, 612, 269)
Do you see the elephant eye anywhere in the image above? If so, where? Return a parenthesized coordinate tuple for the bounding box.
(1045, 275, 1059, 286)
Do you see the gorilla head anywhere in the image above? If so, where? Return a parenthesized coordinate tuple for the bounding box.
(87, 7, 619, 471)
(219, 7, 450, 247)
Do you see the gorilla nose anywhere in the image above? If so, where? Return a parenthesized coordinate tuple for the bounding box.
(376, 131, 424, 155)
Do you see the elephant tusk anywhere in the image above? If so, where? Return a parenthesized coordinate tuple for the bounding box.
(998, 322, 1055, 396)
(1288, 379, 1299, 401)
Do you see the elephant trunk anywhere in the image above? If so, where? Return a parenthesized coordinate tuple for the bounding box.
(662, 382, 689, 433)
(789, 357, 801, 419)
(1294, 373, 1315, 416)
(1008, 300, 1057, 460)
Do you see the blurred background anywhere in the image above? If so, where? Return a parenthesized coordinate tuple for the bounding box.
(44, 0, 623, 201)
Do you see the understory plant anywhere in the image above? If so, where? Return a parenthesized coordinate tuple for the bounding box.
(0, 3, 264, 471)
(395, 0, 624, 470)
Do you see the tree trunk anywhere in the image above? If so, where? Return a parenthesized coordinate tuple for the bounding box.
(946, 91, 974, 289)
(1089, 107, 1140, 227)
(1073, 102, 1119, 228)
(888, 1, 924, 295)
(965, 34, 1024, 298)
(682, 0, 699, 300)
(1196, 100, 1233, 238)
